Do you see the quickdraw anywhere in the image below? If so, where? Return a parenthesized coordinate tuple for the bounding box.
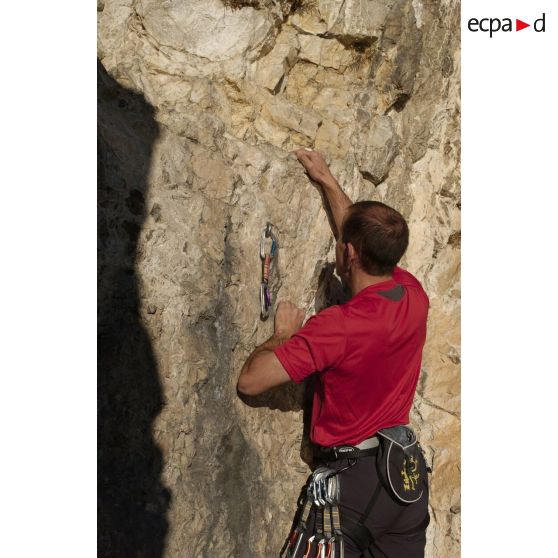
(283, 468, 345, 558)
(259, 222, 278, 320)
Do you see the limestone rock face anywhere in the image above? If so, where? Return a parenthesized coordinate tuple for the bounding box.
(98, 1, 460, 557)
(356, 115, 399, 184)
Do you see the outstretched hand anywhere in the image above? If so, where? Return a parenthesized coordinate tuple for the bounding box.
(274, 300, 305, 339)
(293, 149, 335, 186)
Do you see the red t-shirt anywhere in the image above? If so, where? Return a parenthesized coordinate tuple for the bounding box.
(273, 267, 429, 447)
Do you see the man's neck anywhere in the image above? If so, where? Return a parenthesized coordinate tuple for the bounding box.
(349, 270, 393, 297)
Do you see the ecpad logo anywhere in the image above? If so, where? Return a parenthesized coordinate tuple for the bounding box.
(468, 13, 546, 37)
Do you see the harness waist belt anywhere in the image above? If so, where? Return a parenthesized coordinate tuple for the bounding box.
(319, 435, 379, 460)
(355, 436, 380, 450)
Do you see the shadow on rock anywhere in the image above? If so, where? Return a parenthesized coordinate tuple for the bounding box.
(314, 262, 351, 312)
(98, 60, 170, 558)
(238, 381, 304, 413)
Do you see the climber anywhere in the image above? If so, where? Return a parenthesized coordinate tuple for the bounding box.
(237, 149, 430, 558)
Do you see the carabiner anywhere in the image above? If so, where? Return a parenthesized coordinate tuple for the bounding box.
(259, 222, 278, 320)
(260, 223, 277, 260)
(260, 283, 268, 320)
(303, 536, 316, 558)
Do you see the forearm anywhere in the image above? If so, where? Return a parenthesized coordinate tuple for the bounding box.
(237, 301, 304, 396)
(319, 176, 353, 240)
(237, 333, 290, 393)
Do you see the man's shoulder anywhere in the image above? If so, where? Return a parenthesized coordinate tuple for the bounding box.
(394, 266, 429, 304)
(294, 304, 346, 349)
(301, 304, 347, 334)
(394, 266, 425, 288)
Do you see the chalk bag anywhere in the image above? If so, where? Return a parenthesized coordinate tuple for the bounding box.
(376, 425, 428, 504)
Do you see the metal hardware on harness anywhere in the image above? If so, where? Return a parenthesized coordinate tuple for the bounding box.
(259, 222, 278, 320)
(320, 468, 344, 558)
(285, 497, 312, 558)
(282, 481, 316, 558)
(303, 535, 316, 558)
(283, 467, 345, 558)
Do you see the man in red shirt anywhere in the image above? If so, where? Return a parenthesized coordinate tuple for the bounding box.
(238, 150, 430, 557)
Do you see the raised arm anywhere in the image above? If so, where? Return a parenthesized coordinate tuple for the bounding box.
(293, 149, 353, 240)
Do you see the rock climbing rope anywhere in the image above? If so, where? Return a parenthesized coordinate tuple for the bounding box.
(259, 222, 278, 320)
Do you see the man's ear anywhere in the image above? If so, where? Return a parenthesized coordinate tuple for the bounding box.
(346, 242, 358, 265)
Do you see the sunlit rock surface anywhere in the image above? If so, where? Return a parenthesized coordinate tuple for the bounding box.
(98, 0, 460, 556)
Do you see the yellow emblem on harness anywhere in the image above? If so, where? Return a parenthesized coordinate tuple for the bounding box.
(401, 456, 421, 491)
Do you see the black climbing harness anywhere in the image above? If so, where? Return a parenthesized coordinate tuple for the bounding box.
(259, 222, 278, 320)
(282, 427, 432, 557)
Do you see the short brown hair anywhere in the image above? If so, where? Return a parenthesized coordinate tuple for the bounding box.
(341, 201, 409, 276)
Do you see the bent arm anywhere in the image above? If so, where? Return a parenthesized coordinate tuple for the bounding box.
(237, 334, 292, 396)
